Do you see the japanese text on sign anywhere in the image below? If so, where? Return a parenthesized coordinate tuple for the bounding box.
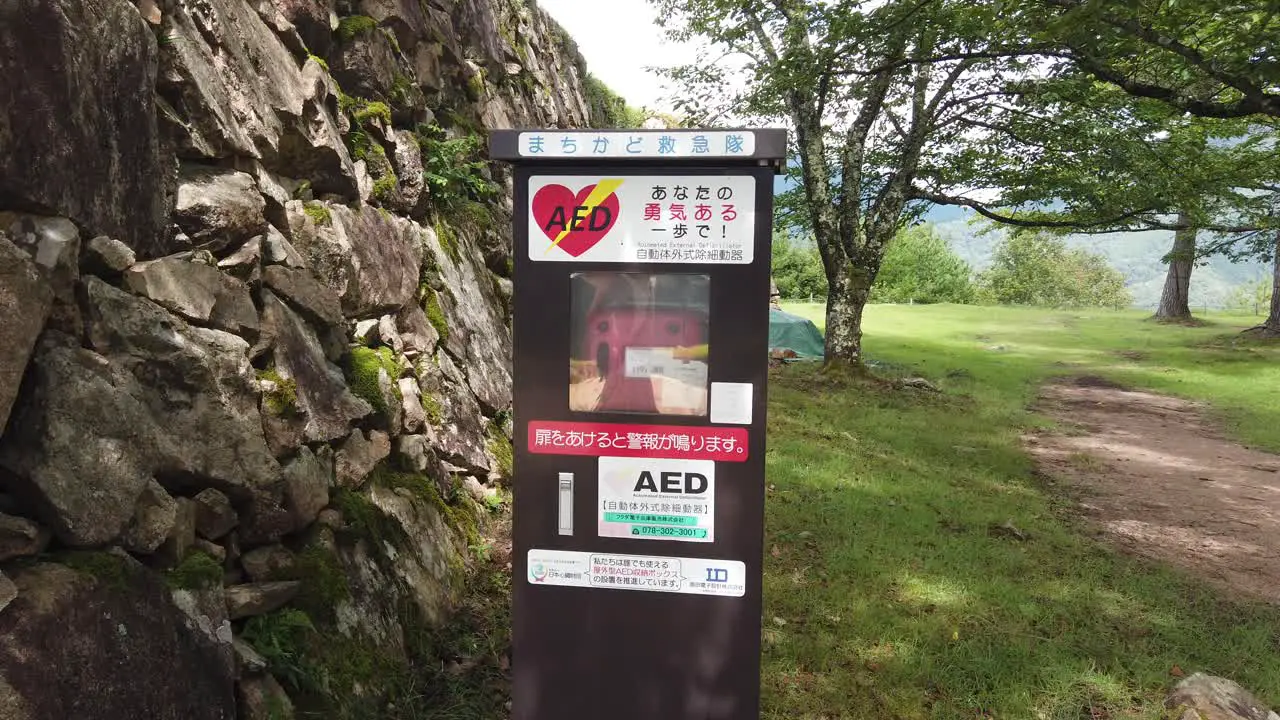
(518, 131, 756, 158)
(527, 549, 746, 597)
(527, 420, 749, 462)
(527, 175, 756, 263)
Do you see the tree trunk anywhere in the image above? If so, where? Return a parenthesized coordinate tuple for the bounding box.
(822, 262, 873, 367)
(1154, 214, 1196, 321)
(1251, 230, 1280, 337)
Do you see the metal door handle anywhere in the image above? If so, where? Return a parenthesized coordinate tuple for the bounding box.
(557, 472, 573, 535)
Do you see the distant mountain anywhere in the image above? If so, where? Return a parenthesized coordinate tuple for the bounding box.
(770, 178, 1268, 309)
(930, 213, 1269, 310)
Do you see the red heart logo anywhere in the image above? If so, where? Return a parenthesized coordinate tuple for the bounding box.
(531, 182, 621, 257)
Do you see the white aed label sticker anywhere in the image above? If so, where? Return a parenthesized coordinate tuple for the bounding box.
(527, 549, 746, 597)
(598, 456, 714, 542)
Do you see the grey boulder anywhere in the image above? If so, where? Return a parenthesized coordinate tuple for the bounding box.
(123, 257, 259, 337)
(83, 235, 137, 276)
(335, 429, 391, 487)
(1166, 673, 1280, 720)
(239, 544, 297, 583)
(121, 480, 179, 554)
(0, 514, 50, 562)
(263, 264, 345, 328)
(83, 278, 281, 501)
(261, 290, 371, 442)
(286, 202, 423, 317)
(172, 165, 267, 252)
(238, 673, 295, 720)
(193, 488, 239, 540)
(0, 560, 236, 719)
(0, 0, 172, 257)
(225, 581, 301, 620)
(0, 342, 161, 546)
(282, 446, 331, 528)
(0, 236, 53, 433)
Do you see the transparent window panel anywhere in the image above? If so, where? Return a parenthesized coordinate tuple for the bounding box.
(569, 272, 710, 416)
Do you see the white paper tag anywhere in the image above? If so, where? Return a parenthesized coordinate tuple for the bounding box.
(710, 382, 753, 424)
(624, 346, 674, 378)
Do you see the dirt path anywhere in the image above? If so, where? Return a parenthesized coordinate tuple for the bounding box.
(1026, 376, 1280, 603)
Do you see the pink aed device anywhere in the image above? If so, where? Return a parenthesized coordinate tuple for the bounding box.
(583, 303, 708, 413)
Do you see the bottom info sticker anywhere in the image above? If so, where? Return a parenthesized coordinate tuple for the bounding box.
(598, 456, 714, 542)
(527, 549, 745, 597)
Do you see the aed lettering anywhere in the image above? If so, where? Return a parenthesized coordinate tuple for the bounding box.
(542, 205, 613, 232)
(633, 470, 708, 495)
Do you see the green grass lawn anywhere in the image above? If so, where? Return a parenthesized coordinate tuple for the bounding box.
(762, 303, 1280, 719)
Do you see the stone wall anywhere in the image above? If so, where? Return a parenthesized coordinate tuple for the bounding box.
(0, 0, 606, 716)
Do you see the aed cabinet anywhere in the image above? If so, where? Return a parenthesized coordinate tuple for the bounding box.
(491, 128, 786, 720)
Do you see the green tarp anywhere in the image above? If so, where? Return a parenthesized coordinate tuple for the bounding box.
(768, 307, 825, 359)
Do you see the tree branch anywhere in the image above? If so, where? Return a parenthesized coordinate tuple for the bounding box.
(742, 7, 780, 64)
(924, 58, 975, 126)
(838, 42, 905, 257)
(1043, 0, 1270, 99)
(913, 189, 1270, 233)
(1069, 52, 1280, 119)
(855, 48, 1064, 76)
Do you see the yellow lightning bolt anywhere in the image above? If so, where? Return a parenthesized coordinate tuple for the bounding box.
(545, 178, 625, 254)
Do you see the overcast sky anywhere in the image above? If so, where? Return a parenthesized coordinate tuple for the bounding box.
(536, 0, 698, 114)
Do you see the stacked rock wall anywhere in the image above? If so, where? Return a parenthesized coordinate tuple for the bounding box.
(0, 0, 608, 716)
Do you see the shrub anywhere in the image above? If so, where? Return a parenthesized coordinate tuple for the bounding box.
(771, 234, 827, 300)
(873, 225, 976, 304)
(977, 231, 1132, 309)
(414, 123, 498, 211)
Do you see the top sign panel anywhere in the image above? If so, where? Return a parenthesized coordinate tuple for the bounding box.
(518, 131, 756, 159)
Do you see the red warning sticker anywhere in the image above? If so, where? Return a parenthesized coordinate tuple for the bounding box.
(527, 420, 748, 462)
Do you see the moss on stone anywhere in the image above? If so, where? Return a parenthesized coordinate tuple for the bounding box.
(374, 466, 480, 548)
(353, 101, 391, 126)
(336, 15, 378, 43)
(347, 128, 386, 163)
(371, 173, 398, 205)
(342, 346, 400, 416)
(238, 511, 496, 717)
(434, 220, 461, 263)
(389, 73, 415, 108)
(456, 200, 493, 230)
(465, 68, 487, 100)
(421, 391, 443, 425)
(257, 368, 300, 416)
(307, 53, 329, 72)
(289, 544, 350, 623)
(424, 290, 449, 342)
(303, 201, 331, 226)
(58, 550, 130, 591)
(487, 424, 513, 481)
(265, 693, 291, 720)
(418, 248, 443, 301)
(332, 487, 407, 551)
(381, 27, 402, 56)
(306, 631, 407, 716)
(337, 91, 359, 115)
(166, 551, 223, 591)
